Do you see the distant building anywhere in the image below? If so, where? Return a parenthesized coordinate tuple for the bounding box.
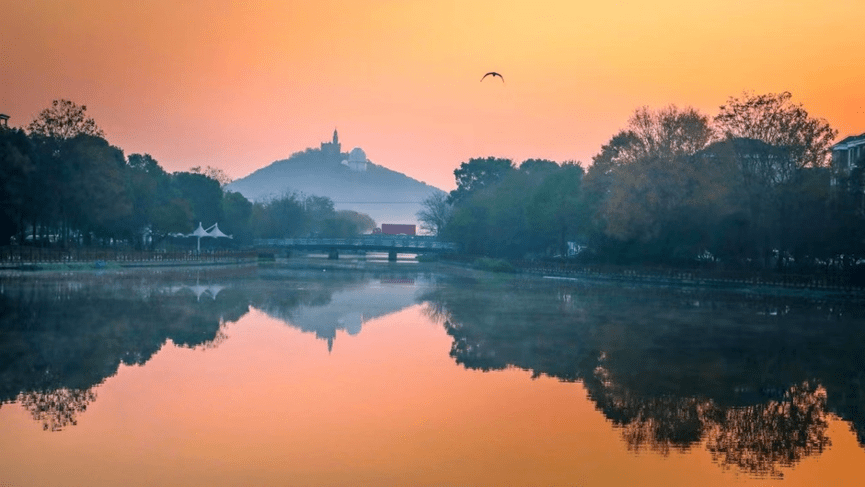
(832, 132, 865, 175)
(0, 114, 9, 129)
(342, 147, 369, 172)
(831, 133, 865, 212)
(320, 129, 341, 159)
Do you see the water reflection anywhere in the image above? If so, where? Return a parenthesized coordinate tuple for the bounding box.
(0, 267, 426, 430)
(251, 269, 424, 351)
(420, 275, 865, 477)
(0, 269, 253, 430)
(2, 267, 864, 480)
(17, 388, 98, 432)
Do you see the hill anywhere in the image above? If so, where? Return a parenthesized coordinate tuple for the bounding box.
(227, 136, 444, 228)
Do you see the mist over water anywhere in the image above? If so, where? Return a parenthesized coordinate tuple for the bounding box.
(1, 266, 864, 485)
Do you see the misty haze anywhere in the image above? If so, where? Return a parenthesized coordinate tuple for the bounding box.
(2, 1, 865, 486)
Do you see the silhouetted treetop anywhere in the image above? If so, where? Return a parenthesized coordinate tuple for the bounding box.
(715, 91, 837, 169)
(27, 99, 104, 140)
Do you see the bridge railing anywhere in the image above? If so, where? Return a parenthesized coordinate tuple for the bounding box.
(255, 235, 458, 251)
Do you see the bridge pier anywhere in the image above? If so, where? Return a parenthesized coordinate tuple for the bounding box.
(328, 249, 339, 260)
(388, 251, 397, 262)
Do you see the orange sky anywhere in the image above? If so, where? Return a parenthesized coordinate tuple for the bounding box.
(3, 0, 864, 190)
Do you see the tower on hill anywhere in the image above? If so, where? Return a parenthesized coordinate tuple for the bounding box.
(321, 129, 341, 159)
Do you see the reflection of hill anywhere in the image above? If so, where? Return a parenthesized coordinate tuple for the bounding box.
(252, 269, 427, 351)
(420, 276, 865, 477)
(0, 274, 251, 430)
(0, 268, 431, 431)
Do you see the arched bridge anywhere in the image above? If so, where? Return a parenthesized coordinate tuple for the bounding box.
(255, 235, 458, 260)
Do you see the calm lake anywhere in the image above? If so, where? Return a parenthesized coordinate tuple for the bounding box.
(2, 263, 864, 486)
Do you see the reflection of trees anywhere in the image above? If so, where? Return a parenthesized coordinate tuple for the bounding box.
(592, 388, 707, 455)
(421, 276, 865, 477)
(591, 361, 830, 477)
(0, 272, 252, 428)
(703, 382, 829, 478)
(0, 268, 428, 429)
(17, 388, 97, 432)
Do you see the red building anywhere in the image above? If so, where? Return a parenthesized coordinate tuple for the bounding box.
(380, 224, 416, 235)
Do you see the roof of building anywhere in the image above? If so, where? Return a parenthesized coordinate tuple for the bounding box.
(833, 132, 865, 150)
(696, 137, 788, 160)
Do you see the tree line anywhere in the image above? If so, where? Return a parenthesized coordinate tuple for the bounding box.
(0, 100, 376, 249)
(422, 92, 864, 270)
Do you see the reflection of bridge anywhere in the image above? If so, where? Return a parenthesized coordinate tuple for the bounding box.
(255, 235, 458, 260)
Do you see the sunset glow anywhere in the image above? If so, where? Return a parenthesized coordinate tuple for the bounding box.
(4, 304, 864, 486)
(4, 0, 864, 190)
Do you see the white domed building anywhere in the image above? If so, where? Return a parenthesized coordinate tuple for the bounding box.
(342, 147, 369, 172)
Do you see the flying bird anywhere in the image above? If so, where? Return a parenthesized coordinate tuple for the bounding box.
(480, 71, 504, 83)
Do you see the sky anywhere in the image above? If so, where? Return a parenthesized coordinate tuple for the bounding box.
(3, 0, 864, 191)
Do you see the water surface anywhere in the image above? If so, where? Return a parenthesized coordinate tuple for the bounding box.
(1, 265, 864, 486)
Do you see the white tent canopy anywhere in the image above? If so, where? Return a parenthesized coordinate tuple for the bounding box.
(191, 222, 210, 238)
(206, 223, 231, 239)
(188, 222, 232, 251)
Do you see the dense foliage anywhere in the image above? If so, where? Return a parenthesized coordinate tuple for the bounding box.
(0, 100, 375, 248)
(423, 93, 864, 269)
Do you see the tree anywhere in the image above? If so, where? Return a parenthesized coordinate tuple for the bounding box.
(128, 153, 165, 175)
(584, 106, 716, 262)
(319, 211, 376, 238)
(221, 191, 254, 243)
(303, 195, 336, 235)
(23, 100, 109, 246)
(124, 153, 197, 245)
(0, 128, 36, 244)
(417, 192, 453, 236)
(526, 163, 585, 256)
(62, 135, 131, 242)
(172, 171, 224, 229)
(715, 91, 837, 170)
(602, 154, 707, 256)
(252, 193, 306, 238)
(712, 94, 837, 266)
(628, 105, 714, 159)
(443, 159, 583, 258)
(587, 106, 713, 177)
(449, 157, 514, 203)
(191, 165, 232, 188)
(694, 138, 790, 264)
(518, 158, 559, 175)
(151, 198, 193, 238)
(126, 154, 171, 247)
(335, 210, 376, 234)
(581, 131, 644, 247)
(27, 99, 104, 140)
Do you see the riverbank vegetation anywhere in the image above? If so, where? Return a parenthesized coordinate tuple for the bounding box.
(4, 93, 863, 280)
(0, 100, 375, 250)
(422, 92, 863, 277)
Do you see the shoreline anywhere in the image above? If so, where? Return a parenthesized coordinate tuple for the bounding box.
(438, 256, 865, 299)
(2, 252, 862, 300)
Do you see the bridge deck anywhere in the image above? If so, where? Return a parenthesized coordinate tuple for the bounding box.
(255, 236, 457, 253)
